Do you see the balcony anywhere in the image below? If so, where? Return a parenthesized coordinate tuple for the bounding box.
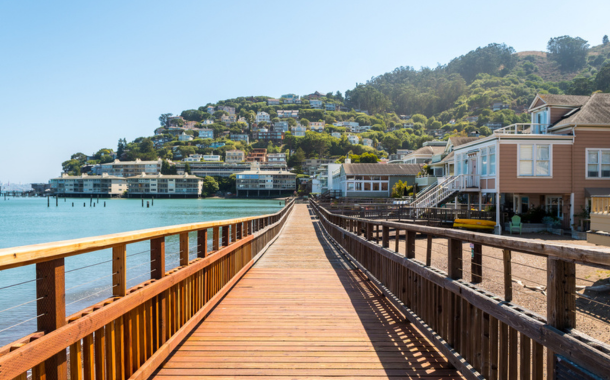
(493, 123, 550, 135)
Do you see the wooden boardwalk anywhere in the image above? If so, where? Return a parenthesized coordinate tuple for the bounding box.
(150, 204, 463, 379)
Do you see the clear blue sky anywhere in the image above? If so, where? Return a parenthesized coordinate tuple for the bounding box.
(1, 0, 609, 183)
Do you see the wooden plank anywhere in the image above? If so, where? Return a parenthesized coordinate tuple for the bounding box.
(212, 227, 219, 252)
(489, 315, 498, 380)
(520, 333, 531, 380)
(448, 238, 462, 280)
(82, 334, 94, 380)
(508, 326, 518, 380)
(406, 231, 415, 259)
(94, 327, 105, 380)
(105, 321, 117, 380)
(426, 235, 432, 266)
(69, 340, 82, 380)
(498, 321, 508, 380)
(382, 226, 389, 248)
(532, 340, 544, 380)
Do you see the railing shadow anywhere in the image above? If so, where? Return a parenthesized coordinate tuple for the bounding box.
(306, 205, 458, 377)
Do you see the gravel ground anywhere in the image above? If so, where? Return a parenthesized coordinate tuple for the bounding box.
(385, 231, 610, 345)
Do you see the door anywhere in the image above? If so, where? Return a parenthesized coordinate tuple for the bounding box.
(546, 196, 563, 219)
(468, 157, 478, 187)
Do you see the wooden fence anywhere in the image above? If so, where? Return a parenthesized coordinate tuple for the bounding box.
(0, 199, 295, 380)
(311, 200, 610, 380)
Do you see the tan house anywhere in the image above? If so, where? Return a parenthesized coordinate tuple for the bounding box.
(226, 150, 245, 163)
(443, 93, 610, 233)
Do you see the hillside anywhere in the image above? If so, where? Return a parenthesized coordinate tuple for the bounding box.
(61, 35, 610, 176)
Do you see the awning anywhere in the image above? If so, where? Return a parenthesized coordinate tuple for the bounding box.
(585, 188, 610, 197)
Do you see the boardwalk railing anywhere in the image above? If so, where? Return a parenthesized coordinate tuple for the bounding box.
(326, 204, 493, 222)
(311, 200, 610, 380)
(0, 199, 294, 380)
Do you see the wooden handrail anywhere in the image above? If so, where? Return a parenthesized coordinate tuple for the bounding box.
(0, 199, 295, 380)
(314, 201, 610, 267)
(311, 200, 610, 379)
(0, 204, 290, 271)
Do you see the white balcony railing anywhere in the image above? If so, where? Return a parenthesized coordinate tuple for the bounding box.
(493, 123, 550, 135)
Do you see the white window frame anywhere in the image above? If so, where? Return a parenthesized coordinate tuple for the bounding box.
(518, 144, 552, 178)
(481, 148, 488, 176)
(586, 148, 610, 179)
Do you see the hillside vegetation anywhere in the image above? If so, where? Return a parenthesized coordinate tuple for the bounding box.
(62, 35, 610, 175)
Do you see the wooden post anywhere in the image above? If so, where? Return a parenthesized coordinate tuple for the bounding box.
(222, 225, 229, 248)
(472, 243, 482, 283)
(197, 229, 208, 258)
(237, 223, 242, 240)
(231, 223, 237, 243)
(365, 223, 372, 241)
(448, 239, 462, 280)
(382, 226, 389, 248)
(151, 237, 165, 279)
(406, 230, 416, 259)
(179, 232, 189, 266)
(213, 226, 220, 251)
(112, 244, 127, 297)
(547, 257, 576, 378)
(426, 235, 432, 266)
(394, 229, 400, 252)
(36, 259, 67, 380)
(503, 249, 512, 302)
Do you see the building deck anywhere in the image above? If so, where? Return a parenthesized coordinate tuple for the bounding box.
(149, 204, 463, 379)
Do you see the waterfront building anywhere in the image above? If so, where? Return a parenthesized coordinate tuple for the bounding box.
(175, 161, 286, 177)
(303, 158, 336, 176)
(50, 173, 127, 197)
(400, 145, 446, 164)
(226, 150, 245, 163)
(203, 155, 221, 162)
(126, 173, 203, 198)
(236, 169, 296, 197)
(183, 154, 204, 162)
(100, 159, 162, 177)
(339, 163, 422, 198)
(312, 163, 342, 194)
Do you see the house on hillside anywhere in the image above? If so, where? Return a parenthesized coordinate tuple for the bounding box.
(339, 163, 423, 198)
(347, 134, 359, 145)
(291, 126, 306, 137)
(310, 100, 323, 109)
(326, 103, 337, 111)
(428, 136, 480, 177)
(310, 121, 325, 132)
(206, 106, 215, 114)
(445, 93, 610, 234)
(178, 132, 193, 142)
(256, 111, 270, 123)
(197, 129, 214, 139)
(218, 106, 235, 115)
(401, 144, 446, 164)
(277, 110, 299, 118)
(267, 99, 280, 105)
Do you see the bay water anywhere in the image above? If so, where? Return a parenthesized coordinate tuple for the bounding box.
(0, 196, 284, 345)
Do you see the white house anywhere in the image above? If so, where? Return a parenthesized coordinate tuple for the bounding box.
(310, 121, 325, 132)
(184, 154, 204, 162)
(347, 134, 359, 145)
(178, 133, 193, 142)
(197, 129, 214, 139)
(274, 121, 289, 132)
(291, 126, 306, 137)
(267, 99, 280, 106)
(332, 132, 342, 139)
(362, 138, 373, 147)
(256, 111, 270, 123)
(310, 100, 323, 109)
(203, 155, 221, 162)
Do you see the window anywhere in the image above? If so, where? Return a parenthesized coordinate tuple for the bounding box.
(489, 146, 496, 175)
(481, 148, 488, 176)
(347, 183, 354, 191)
(373, 183, 380, 191)
(519, 144, 551, 177)
(381, 183, 388, 191)
(587, 149, 610, 178)
(364, 183, 371, 191)
(355, 182, 362, 191)
(546, 196, 563, 219)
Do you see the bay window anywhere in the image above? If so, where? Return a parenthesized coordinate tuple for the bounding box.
(587, 149, 610, 178)
(481, 148, 488, 176)
(519, 144, 551, 177)
(489, 146, 496, 175)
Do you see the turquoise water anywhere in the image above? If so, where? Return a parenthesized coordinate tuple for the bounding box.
(0, 197, 283, 345)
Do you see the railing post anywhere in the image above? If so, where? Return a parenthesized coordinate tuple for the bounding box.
(179, 232, 189, 266)
(382, 225, 389, 248)
(547, 257, 576, 378)
(197, 229, 208, 258)
(222, 225, 229, 248)
(426, 235, 432, 266)
(502, 249, 512, 302)
(448, 239, 462, 280)
(406, 230, 416, 259)
(150, 237, 166, 349)
(231, 223, 237, 243)
(237, 223, 242, 240)
(36, 258, 67, 380)
(213, 226, 220, 251)
(394, 228, 400, 252)
(471, 243, 482, 283)
(113, 244, 127, 296)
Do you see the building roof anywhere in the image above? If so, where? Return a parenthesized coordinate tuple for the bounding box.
(553, 93, 610, 126)
(226, 149, 244, 153)
(536, 94, 590, 107)
(127, 173, 201, 180)
(237, 170, 295, 176)
(52, 174, 125, 180)
(408, 146, 445, 156)
(448, 136, 480, 148)
(343, 163, 422, 176)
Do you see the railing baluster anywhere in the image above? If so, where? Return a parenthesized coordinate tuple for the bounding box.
(213, 226, 220, 251)
(179, 232, 189, 266)
(502, 249, 512, 302)
(113, 244, 127, 296)
(471, 243, 482, 283)
(448, 239, 462, 279)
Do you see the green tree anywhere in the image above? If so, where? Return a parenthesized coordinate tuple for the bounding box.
(184, 163, 191, 174)
(161, 160, 177, 174)
(359, 152, 379, 163)
(288, 147, 306, 167)
(547, 35, 589, 72)
(117, 138, 126, 159)
(604, 35, 609, 45)
(596, 64, 610, 92)
(62, 159, 82, 175)
(159, 113, 172, 128)
(202, 176, 219, 197)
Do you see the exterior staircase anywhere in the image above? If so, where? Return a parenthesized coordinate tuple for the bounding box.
(410, 175, 462, 216)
